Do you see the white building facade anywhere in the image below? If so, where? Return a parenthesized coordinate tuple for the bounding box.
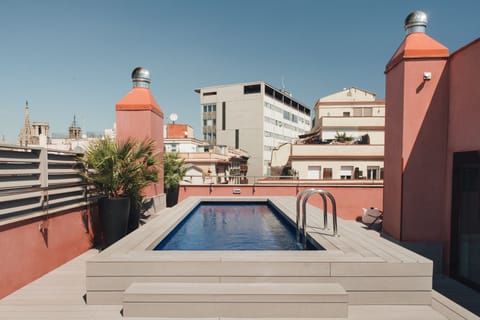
(271, 87, 385, 180)
(314, 87, 385, 144)
(196, 82, 311, 176)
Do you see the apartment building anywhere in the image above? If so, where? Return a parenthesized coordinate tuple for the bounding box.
(271, 87, 385, 180)
(313, 87, 385, 144)
(195, 82, 311, 176)
(164, 123, 249, 184)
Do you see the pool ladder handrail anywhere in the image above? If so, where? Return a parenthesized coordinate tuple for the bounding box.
(296, 188, 339, 248)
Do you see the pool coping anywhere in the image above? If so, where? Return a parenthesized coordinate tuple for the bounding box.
(86, 196, 433, 306)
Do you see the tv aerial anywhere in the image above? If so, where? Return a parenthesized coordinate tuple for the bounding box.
(169, 113, 178, 124)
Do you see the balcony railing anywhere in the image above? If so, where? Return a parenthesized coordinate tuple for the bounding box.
(182, 174, 383, 186)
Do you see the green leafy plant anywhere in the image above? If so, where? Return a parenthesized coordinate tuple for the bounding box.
(163, 152, 186, 191)
(121, 139, 160, 211)
(80, 138, 160, 200)
(334, 131, 353, 142)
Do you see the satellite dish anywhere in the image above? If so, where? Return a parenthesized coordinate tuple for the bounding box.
(169, 113, 178, 123)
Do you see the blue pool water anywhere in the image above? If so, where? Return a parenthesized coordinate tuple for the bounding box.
(154, 202, 321, 250)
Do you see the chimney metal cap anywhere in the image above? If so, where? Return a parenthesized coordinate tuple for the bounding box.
(131, 67, 151, 88)
(404, 11, 428, 34)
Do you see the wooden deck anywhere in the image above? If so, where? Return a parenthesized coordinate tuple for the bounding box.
(0, 248, 450, 319)
(1, 196, 476, 319)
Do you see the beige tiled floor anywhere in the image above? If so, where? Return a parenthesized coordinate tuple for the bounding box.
(1, 196, 475, 319)
(0, 248, 451, 319)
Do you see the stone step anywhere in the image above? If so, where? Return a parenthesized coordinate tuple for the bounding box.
(123, 282, 348, 318)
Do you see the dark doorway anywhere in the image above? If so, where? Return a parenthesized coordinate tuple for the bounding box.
(451, 151, 480, 291)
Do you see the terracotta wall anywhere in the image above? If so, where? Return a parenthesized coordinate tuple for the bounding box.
(178, 185, 383, 220)
(384, 46, 450, 243)
(400, 59, 449, 242)
(383, 60, 405, 240)
(0, 207, 99, 299)
(447, 40, 480, 154)
(166, 124, 189, 138)
(443, 39, 480, 266)
(116, 109, 164, 196)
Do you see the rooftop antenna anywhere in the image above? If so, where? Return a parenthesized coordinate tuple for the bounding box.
(169, 113, 178, 124)
(281, 76, 285, 92)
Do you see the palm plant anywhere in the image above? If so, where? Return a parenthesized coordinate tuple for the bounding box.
(121, 139, 160, 231)
(80, 137, 160, 243)
(163, 152, 186, 190)
(81, 138, 125, 198)
(81, 138, 159, 199)
(163, 152, 186, 207)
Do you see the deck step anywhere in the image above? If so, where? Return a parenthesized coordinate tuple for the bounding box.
(123, 282, 348, 318)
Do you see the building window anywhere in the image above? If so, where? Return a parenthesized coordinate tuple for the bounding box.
(367, 166, 380, 179)
(265, 85, 274, 97)
(203, 105, 207, 112)
(343, 112, 350, 117)
(363, 107, 373, 116)
(323, 168, 332, 179)
(451, 151, 480, 291)
(307, 166, 321, 179)
(340, 166, 353, 179)
(235, 129, 239, 149)
(244, 84, 261, 94)
(203, 120, 207, 126)
(203, 91, 216, 96)
(222, 102, 226, 130)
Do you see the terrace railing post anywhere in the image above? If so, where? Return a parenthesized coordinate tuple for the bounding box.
(39, 147, 49, 215)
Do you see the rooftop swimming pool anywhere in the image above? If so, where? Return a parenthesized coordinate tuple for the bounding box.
(87, 197, 433, 308)
(154, 201, 321, 250)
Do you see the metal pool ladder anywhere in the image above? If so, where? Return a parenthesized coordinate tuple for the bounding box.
(296, 188, 339, 248)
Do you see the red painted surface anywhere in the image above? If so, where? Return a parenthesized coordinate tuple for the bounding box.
(384, 60, 405, 240)
(178, 185, 383, 220)
(116, 87, 165, 196)
(0, 207, 99, 299)
(448, 39, 480, 151)
(166, 124, 190, 138)
(401, 59, 449, 243)
(385, 29, 480, 273)
(444, 38, 480, 269)
(386, 32, 449, 72)
(384, 31, 449, 243)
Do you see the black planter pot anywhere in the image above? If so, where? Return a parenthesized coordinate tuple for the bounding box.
(127, 203, 141, 234)
(99, 197, 130, 247)
(166, 186, 179, 207)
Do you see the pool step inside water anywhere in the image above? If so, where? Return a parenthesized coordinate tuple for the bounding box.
(123, 282, 348, 318)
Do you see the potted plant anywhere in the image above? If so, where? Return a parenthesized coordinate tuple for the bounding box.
(81, 138, 159, 246)
(163, 152, 186, 207)
(122, 139, 159, 233)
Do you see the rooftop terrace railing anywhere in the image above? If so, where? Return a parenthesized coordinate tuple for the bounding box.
(182, 174, 383, 187)
(0, 144, 89, 226)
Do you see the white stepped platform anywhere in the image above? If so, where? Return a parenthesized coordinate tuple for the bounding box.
(123, 282, 348, 318)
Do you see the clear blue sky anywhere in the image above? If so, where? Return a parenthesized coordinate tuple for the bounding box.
(1, 0, 478, 143)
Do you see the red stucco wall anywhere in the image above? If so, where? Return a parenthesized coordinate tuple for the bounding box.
(166, 124, 189, 138)
(0, 207, 98, 299)
(401, 59, 449, 242)
(448, 39, 480, 151)
(178, 185, 383, 221)
(384, 31, 450, 244)
(383, 60, 405, 240)
(116, 103, 164, 196)
(444, 39, 480, 268)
